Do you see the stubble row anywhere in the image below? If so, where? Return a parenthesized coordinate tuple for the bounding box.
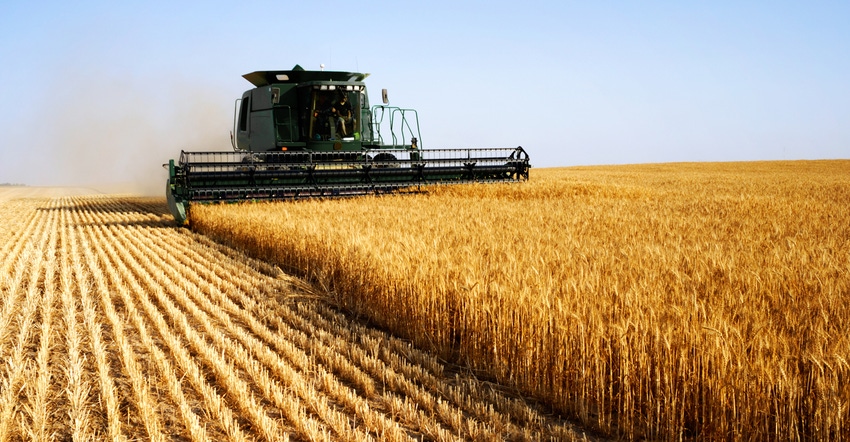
(0, 194, 582, 441)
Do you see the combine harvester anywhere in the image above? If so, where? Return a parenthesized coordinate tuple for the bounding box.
(165, 65, 530, 224)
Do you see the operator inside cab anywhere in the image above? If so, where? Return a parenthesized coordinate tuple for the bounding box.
(332, 92, 353, 137)
(309, 88, 359, 141)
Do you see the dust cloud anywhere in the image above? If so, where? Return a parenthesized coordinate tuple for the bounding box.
(26, 71, 234, 196)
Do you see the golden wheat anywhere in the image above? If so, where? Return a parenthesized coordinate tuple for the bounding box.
(0, 190, 581, 440)
(193, 160, 850, 440)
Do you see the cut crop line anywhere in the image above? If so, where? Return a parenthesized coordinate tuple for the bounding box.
(132, 224, 414, 440)
(113, 279, 212, 442)
(73, 200, 253, 442)
(0, 202, 52, 363)
(97, 198, 397, 441)
(94, 220, 319, 441)
(70, 197, 259, 441)
(22, 198, 62, 441)
(82, 212, 291, 442)
(0, 200, 43, 281)
(73, 222, 166, 440)
(0, 199, 54, 441)
(67, 208, 127, 442)
(57, 199, 103, 441)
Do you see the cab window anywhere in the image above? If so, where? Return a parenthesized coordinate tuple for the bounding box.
(308, 88, 359, 141)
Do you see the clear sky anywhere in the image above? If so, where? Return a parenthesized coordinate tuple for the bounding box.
(1, 1, 848, 191)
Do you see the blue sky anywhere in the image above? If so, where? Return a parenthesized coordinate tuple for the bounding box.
(1, 1, 848, 190)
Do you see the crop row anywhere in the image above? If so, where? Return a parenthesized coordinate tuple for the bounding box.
(0, 195, 584, 441)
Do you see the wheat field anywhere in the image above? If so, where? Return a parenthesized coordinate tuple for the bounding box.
(192, 160, 850, 440)
(0, 189, 586, 441)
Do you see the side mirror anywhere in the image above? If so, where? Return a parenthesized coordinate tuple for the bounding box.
(382, 88, 389, 105)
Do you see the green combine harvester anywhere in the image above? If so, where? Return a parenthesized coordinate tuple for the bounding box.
(165, 65, 530, 224)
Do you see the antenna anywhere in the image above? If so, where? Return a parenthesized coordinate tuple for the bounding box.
(320, 64, 325, 71)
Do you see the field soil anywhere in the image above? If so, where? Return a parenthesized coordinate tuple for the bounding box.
(0, 187, 589, 441)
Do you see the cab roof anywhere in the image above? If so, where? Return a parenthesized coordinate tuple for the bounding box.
(243, 64, 369, 87)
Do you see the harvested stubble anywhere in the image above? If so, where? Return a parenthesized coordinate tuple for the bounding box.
(193, 160, 850, 440)
(0, 191, 581, 441)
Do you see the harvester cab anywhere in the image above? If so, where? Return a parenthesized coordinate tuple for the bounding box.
(165, 65, 530, 225)
(231, 65, 393, 153)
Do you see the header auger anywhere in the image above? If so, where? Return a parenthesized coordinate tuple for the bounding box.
(165, 65, 530, 224)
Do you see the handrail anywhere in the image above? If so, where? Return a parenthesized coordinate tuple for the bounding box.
(369, 105, 423, 148)
(389, 107, 422, 148)
(231, 98, 242, 151)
